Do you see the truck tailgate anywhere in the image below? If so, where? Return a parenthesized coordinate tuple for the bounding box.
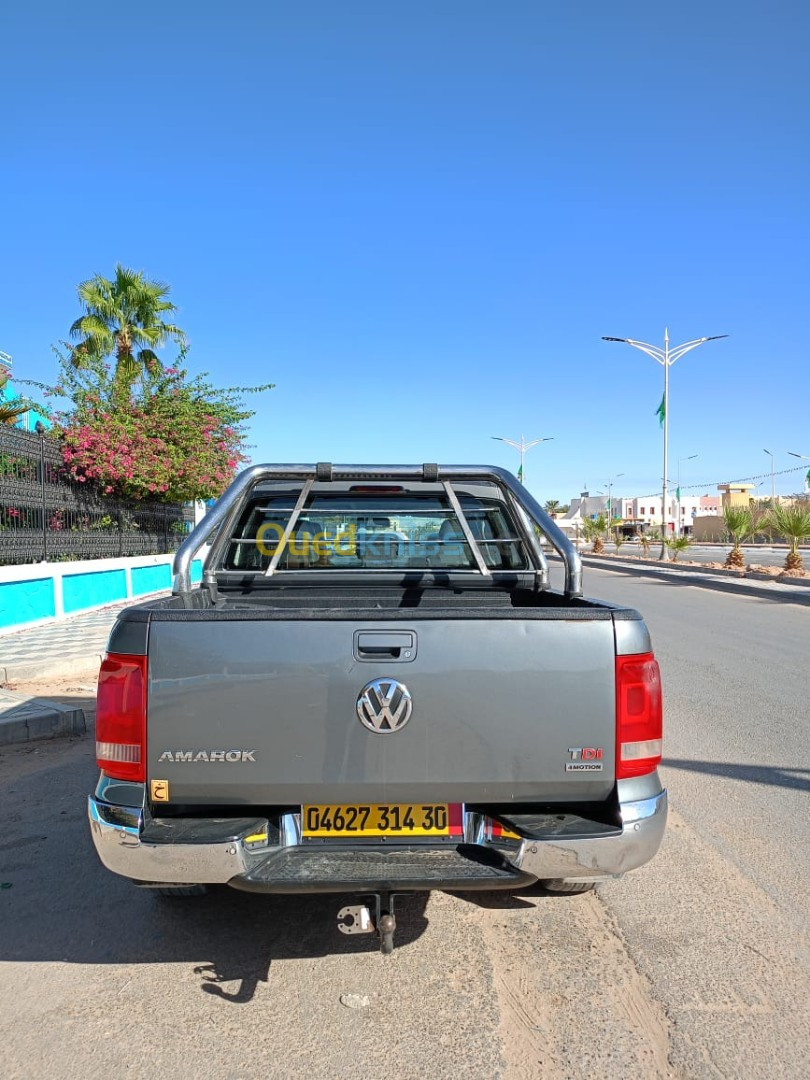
(146, 617, 617, 806)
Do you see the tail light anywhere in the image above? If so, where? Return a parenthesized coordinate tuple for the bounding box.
(96, 653, 147, 782)
(616, 652, 662, 779)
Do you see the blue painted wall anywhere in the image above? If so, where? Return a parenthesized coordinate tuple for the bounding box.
(0, 556, 206, 630)
(0, 578, 55, 628)
(131, 563, 172, 595)
(131, 559, 201, 593)
(63, 569, 127, 613)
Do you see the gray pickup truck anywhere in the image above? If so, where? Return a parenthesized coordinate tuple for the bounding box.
(88, 463, 666, 952)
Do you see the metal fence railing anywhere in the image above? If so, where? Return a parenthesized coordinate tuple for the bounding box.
(0, 424, 186, 565)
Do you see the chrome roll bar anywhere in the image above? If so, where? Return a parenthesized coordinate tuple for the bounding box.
(172, 464, 582, 598)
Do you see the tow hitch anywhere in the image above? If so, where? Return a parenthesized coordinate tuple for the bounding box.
(337, 892, 400, 954)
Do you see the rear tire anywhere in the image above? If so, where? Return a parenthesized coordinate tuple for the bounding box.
(153, 885, 209, 897)
(540, 880, 595, 895)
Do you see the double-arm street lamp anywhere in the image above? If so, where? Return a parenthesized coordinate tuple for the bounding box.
(490, 434, 553, 485)
(602, 329, 727, 560)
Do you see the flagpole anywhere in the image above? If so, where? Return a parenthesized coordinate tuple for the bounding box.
(662, 329, 669, 558)
(677, 455, 698, 536)
(602, 329, 728, 561)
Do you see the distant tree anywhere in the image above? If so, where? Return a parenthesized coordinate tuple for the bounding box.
(765, 504, 810, 572)
(636, 531, 652, 556)
(722, 506, 755, 569)
(582, 514, 607, 554)
(749, 501, 774, 542)
(69, 265, 187, 403)
(667, 535, 691, 562)
(544, 499, 560, 516)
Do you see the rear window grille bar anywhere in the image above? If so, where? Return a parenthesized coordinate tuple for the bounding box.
(264, 478, 314, 577)
(225, 536, 526, 545)
(441, 480, 490, 577)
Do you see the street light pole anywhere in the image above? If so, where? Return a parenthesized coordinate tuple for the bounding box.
(788, 451, 810, 494)
(490, 434, 553, 486)
(763, 449, 775, 502)
(604, 472, 624, 525)
(602, 329, 727, 560)
(677, 454, 698, 536)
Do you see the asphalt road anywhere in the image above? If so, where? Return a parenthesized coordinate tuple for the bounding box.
(1, 572, 808, 1079)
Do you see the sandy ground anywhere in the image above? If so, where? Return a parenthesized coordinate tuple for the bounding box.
(2, 573, 809, 1077)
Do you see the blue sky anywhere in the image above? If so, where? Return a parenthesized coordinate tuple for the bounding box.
(2, 2, 808, 503)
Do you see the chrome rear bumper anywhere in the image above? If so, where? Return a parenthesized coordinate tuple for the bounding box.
(88, 778, 667, 889)
(512, 789, 667, 882)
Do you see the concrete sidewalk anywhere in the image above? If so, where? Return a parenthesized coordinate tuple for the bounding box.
(0, 593, 167, 684)
(0, 596, 163, 747)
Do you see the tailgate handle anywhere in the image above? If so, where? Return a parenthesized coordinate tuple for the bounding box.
(354, 631, 416, 662)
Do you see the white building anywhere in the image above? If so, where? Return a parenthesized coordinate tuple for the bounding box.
(556, 490, 721, 538)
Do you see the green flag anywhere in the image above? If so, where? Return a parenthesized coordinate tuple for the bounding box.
(675, 486, 681, 501)
(517, 464, 524, 483)
(655, 393, 666, 428)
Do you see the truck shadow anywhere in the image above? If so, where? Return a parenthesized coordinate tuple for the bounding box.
(0, 749, 430, 1005)
(448, 883, 593, 912)
(663, 757, 810, 793)
(0, 873, 431, 1003)
(170, 888, 431, 1002)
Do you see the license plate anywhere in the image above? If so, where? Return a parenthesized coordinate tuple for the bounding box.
(303, 803, 449, 838)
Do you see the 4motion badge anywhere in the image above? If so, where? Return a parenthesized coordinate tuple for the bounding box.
(566, 747, 604, 772)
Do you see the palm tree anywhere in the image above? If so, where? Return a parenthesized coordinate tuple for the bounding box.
(766, 503, 810, 571)
(722, 506, 755, 569)
(582, 514, 607, 554)
(636, 530, 654, 556)
(69, 265, 186, 399)
(0, 402, 27, 425)
(0, 370, 29, 425)
(544, 499, 560, 516)
(667, 535, 691, 562)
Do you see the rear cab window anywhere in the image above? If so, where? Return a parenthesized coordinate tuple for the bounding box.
(220, 485, 531, 572)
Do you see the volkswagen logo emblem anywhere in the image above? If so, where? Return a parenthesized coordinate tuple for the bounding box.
(356, 678, 413, 734)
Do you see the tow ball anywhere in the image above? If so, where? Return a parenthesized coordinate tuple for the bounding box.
(337, 893, 400, 955)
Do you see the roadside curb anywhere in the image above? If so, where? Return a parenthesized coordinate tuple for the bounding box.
(0, 689, 87, 746)
(580, 555, 810, 604)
